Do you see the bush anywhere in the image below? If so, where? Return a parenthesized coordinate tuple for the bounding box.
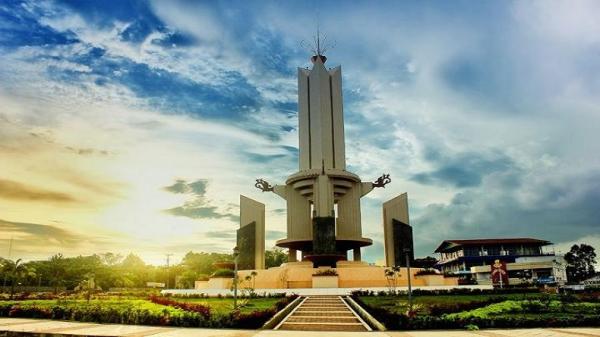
(196, 274, 210, 282)
(211, 269, 235, 278)
(352, 295, 600, 330)
(415, 269, 440, 276)
(351, 287, 539, 298)
(428, 297, 508, 316)
(313, 269, 338, 276)
(148, 295, 211, 319)
(0, 295, 298, 329)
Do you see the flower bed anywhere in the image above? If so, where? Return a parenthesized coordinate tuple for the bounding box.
(0, 295, 298, 329)
(352, 295, 600, 330)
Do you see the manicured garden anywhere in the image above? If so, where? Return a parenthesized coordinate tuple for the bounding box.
(353, 288, 600, 330)
(0, 292, 296, 329)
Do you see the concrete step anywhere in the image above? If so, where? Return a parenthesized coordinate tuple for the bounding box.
(286, 316, 361, 324)
(275, 295, 369, 332)
(279, 322, 366, 332)
(294, 311, 355, 317)
(299, 305, 347, 308)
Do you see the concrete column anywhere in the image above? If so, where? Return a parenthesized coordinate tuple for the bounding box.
(353, 248, 361, 261)
(239, 195, 266, 270)
(383, 193, 409, 267)
(288, 249, 297, 262)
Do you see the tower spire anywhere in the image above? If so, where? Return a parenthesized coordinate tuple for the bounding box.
(301, 22, 334, 64)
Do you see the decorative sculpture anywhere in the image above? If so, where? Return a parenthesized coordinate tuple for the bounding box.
(373, 174, 391, 188)
(254, 178, 274, 192)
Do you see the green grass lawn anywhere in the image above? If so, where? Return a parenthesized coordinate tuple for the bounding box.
(174, 297, 281, 314)
(357, 292, 600, 330)
(1, 297, 281, 316)
(2, 299, 184, 313)
(358, 293, 548, 315)
(446, 300, 600, 319)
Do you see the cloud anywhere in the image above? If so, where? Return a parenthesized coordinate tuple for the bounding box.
(0, 0, 598, 264)
(411, 150, 515, 188)
(0, 218, 84, 246)
(266, 230, 286, 241)
(163, 179, 239, 222)
(204, 230, 236, 239)
(164, 179, 207, 195)
(0, 218, 117, 260)
(0, 179, 75, 202)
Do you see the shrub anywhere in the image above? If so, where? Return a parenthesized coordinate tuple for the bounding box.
(0, 295, 297, 329)
(196, 274, 210, 282)
(211, 269, 235, 278)
(313, 269, 338, 276)
(148, 295, 211, 319)
(415, 269, 440, 276)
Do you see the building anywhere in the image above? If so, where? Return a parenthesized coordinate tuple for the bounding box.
(434, 238, 553, 276)
(470, 255, 567, 286)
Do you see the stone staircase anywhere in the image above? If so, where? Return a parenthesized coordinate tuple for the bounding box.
(275, 295, 371, 332)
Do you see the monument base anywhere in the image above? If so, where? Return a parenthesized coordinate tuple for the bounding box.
(200, 263, 458, 290)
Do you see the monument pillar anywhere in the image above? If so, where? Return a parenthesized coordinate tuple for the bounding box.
(257, 51, 397, 268)
(353, 248, 361, 261)
(383, 193, 413, 267)
(237, 195, 265, 270)
(288, 249, 297, 262)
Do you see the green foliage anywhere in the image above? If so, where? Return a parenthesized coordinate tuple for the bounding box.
(415, 268, 439, 276)
(181, 251, 233, 276)
(312, 269, 338, 276)
(355, 292, 600, 330)
(412, 256, 438, 269)
(211, 269, 234, 278)
(465, 324, 479, 330)
(565, 244, 597, 283)
(0, 250, 240, 293)
(384, 266, 401, 292)
(0, 295, 297, 329)
(265, 248, 288, 268)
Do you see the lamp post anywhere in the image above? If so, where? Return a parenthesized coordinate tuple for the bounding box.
(233, 246, 239, 309)
(403, 248, 413, 312)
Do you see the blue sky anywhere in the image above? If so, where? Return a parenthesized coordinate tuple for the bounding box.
(0, 0, 599, 264)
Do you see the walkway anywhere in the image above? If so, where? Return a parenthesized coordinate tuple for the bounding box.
(275, 295, 370, 331)
(2, 318, 600, 336)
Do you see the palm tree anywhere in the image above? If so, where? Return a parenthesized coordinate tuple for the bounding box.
(2, 259, 35, 299)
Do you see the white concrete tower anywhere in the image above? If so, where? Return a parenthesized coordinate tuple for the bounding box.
(256, 50, 391, 266)
(298, 57, 346, 171)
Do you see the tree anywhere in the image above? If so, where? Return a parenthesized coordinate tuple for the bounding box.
(265, 248, 288, 268)
(75, 274, 101, 303)
(564, 244, 597, 283)
(413, 256, 438, 269)
(384, 266, 401, 293)
(1, 259, 36, 299)
(177, 270, 199, 289)
(48, 254, 66, 293)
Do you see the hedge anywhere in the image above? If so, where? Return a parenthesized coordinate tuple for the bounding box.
(352, 296, 600, 330)
(0, 295, 297, 329)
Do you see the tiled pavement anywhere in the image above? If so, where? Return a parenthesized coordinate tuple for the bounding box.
(2, 318, 600, 336)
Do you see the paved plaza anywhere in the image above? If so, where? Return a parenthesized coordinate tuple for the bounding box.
(2, 318, 600, 337)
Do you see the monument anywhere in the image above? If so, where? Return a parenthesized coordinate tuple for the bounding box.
(194, 40, 459, 291)
(236, 195, 265, 270)
(254, 46, 391, 267)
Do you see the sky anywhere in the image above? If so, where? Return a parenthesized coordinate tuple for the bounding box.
(0, 0, 599, 265)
